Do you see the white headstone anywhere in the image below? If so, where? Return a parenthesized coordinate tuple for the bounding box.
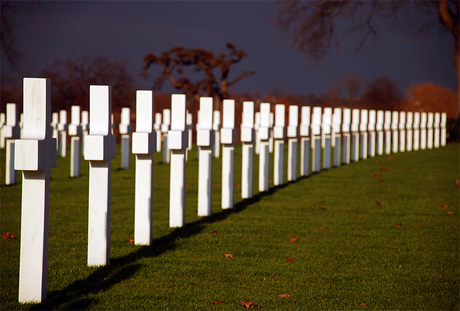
(440, 112, 447, 146)
(300, 106, 311, 176)
(273, 104, 285, 186)
(433, 112, 440, 148)
(57, 110, 68, 157)
(384, 111, 392, 154)
(119, 107, 132, 169)
(332, 108, 342, 167)
(241, 101, 255, 199)
(322, 107, 332, 169)
(269, 112, 274, 154)
(351, 109, 360, 161)
(391, 111, 399, 153)
(197, 97, 214, 216)
(84, 85, 116, 266)
(376, 110, 384, 155)
(254, 112, 260, 154)
(359, 109, 368, 160)
(420, 112, 427, 150)
(427, 112, 434, 149)
(0, 112, 5, 148)
(259, 103, 271, 192)
(399, 111, 406, 152)
(16, 78, 56, 303)
(154, 112, 162, 152)
(368, 110, 376, 157)
(221, 99, 236, 209)
(3, 103, 20, 185)
(68, 105, 82, 177)
(287, 105, 298, 181)
(311, 107, 322, 172)
(168, 94, 188, 227)
(81, 110, 89, 152)
(406, 112, 413, 151)
(413, 112, 421, 151)
(342, 108, 351, 164)
(213, 110, 221, 158)
(161, 109, 171, 163)
(132, 90, 155, 245)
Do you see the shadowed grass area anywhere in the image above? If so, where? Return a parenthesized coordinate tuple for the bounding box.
(1, 143, 458, 310)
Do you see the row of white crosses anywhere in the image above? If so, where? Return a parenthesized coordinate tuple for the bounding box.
(13, 78, 448, 303)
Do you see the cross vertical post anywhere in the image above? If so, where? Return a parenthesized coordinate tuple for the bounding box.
(332, 108, 342, 167)
(368, 110, 376, 157)
(221, 99, 236, 209)
(311, 107, 322, 172)
(376, 110, 384, 155)
(273, 104, 285, 185)
(287, 105, 298, 181)
(258, 103, 271, 192)
(69, 105, 82, 177)
(322, 107, 332, 169)
(300, 106, 311, 176)
(119, 107, 132, 169)
(4, 103, 20, 185)
(241, 101, 255, 198)
(359, 109, 368, 160)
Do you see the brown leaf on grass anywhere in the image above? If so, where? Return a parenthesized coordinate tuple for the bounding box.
(442, 205, 449, 209)
(418, 224, 423, 228)
(316, 226, 329, 230)
(373, 174, 382, 178)
(360, 302, 367, 306)
(211, 230, 220, 234)
(376, 201, 385, 207)
(380, 167, 391, 171)
(379, 180, 385, 182)
(388, 155, 393, 160)
(448, 211, 453, 215)
(376, 160, 381, 164)
(2, 232, 16, 239)
(285, 257, 294, 263)
(240, 300, 261, 308)
(353, 217, 361, 220)
(235, 183, 241, 188)
(456, 179, 459, 188)
(185, 183, 190, 187)
(128, 238, 134, 244)
(213, 301, 222, 305)
(320, 206, 327, 210)
(275, 293, 291, 297)
(273, 276, 278, 279)
(224, 254, 234, 258)
(122, 176, 131, 180)
(290, 237, 297, 243)
(395, 223, 402, 227)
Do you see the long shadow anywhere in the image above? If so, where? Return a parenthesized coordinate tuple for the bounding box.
(31, 183, 289, 309)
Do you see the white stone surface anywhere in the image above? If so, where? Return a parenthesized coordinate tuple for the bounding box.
(300, 106, 311, 176)
(351, 109, 359, 162)
(84, 85, 115, 267)
(4, 103, 20, 185)
(168, 95, 187, 227)
(359, 109, 368, 160)
(259, 103, 271, 192)
(342, 108, 351, 164)
(58, 110, 68, 157)
(406, 112, 413, 151)
(221, 99, 235, 209)
(368, 110, 376, 157)
(441, 112, 447, 146)
(391, 111, 399, 153)
(287, 105, 298, 181)
(399, 111, 406, 152)
(427, 112, 433, 149)
(213, 110, 221, 158)
(154, 112, 162, 152)
(0, 112, 5, 148)
(433, 112, 440, 148)
(322, 107, 332, 169)
(132, 90, 155, 245)
(384, 111, 392, 154)
(332, 108, 342, 167)
(311, 107, 322, 172)
(254, 112, 260, 155)
(413, 112, 420, 151)
(420, 112, 427, 150)
(186, 112, 192, 161)
(241, 101, 255, 199)
(119, 107, 132, 169)
(197, 97, 214, 216)
(273, 104, 285, 186)
(376, 110, 384, 155)
(16, 78, 56, 303)
(162, 109, 171, 163)
(69, 106, 82, 177)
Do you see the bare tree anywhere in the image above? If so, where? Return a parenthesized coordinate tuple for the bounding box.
(274, 0, 459, 114)
(142, 43, 255, 109)
(362, 75, 403, 111)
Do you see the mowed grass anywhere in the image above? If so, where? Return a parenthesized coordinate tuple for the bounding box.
(1, 142, 459, 310)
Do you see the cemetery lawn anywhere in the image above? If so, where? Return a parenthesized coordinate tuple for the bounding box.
(1, 143, 459, 310)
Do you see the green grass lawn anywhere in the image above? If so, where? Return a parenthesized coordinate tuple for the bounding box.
(1, 142, 459, 310)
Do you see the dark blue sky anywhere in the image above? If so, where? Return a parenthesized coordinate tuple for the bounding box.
(12, 1, 456, 97)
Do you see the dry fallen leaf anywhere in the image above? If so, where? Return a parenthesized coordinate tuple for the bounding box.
(360, 302, 367, 306)
(2, 232, 16, 239)
(456, 179, 459, 188)
(210, 230, 220, 234)
(376, 160, 381, 164)
(353, 217, 361, 220)
(418, 224, 423, 228)
(275, 293, 291, 298)
(213, 301, 222, 305)
(320, 206, 327, 210)
(128, 238, 134, 244)
(373, 174, 382, 178)
(442, 205, 449, 209)
(376, 201, 385, 207)
(395, 223, 402, 227)
(448, 211, 453, 215)
(285, 257, 294, 263)
(380, 167, 391, 171)
(289, 237, 297, 243)
(388, 155, 393, 160)
(224, 254, 234, 258)
(240, 300, 261, 309)
(273, 276, 278, 279)
(235, 183, 241, 188)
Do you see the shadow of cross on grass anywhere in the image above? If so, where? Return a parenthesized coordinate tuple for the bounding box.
(31, 183, 291, 310)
